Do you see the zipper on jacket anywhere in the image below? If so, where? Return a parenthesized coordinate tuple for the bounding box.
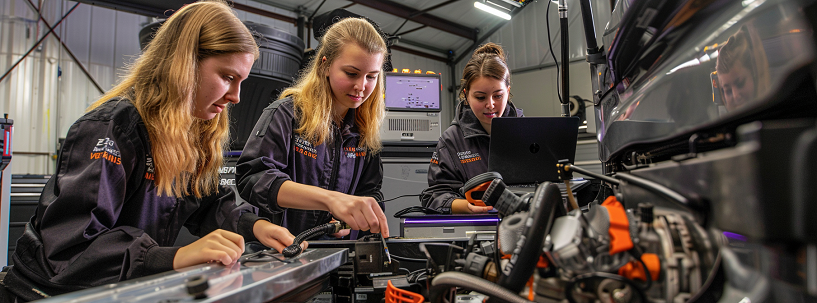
(328, 126, 342, 191)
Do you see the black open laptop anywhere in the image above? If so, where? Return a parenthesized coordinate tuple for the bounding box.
(488, 117, 580, 185)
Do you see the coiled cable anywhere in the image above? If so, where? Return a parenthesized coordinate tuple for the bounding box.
(282, 221, 346, 257)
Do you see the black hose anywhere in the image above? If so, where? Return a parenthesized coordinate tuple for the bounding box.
(429, 272, 533, 303)
(577, 0, 599, 53)
(391, 255, 428, 263)
(629, 249, 652, 290)
(685, 251, 722, 302)
(495, 182, 564, 294)
(614, 173, 708, 221)
(282, 222, 339, 257)
(559, 6, 570, 108)
(566, 164, 620, 185)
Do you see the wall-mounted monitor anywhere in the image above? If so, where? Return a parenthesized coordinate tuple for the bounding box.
(384, 72, 441, 112)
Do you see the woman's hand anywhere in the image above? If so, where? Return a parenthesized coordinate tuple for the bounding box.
(276, 181, 389, 238)
(174, 229, 244, 269)
(325, 191, 389, 238)
(329, 219, 351, 238)
(451, 199, 493, 214)
(252, 220, 307, 253)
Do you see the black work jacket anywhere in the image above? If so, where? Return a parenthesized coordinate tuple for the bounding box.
(4, 99, 261, 301)
(235, 97, 384, 237)
(420, 100, 522, 213)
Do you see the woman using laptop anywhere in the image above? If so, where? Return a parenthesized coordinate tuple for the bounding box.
(421, 42, 523, 214)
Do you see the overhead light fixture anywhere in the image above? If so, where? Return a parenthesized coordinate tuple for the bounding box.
(474, 2, 511, 20)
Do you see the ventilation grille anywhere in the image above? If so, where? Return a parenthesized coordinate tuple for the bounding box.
(388, 118, 430, 131)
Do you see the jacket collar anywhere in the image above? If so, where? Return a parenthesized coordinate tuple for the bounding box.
(336, 107, 359, 138)
(452, 100, 521, 139)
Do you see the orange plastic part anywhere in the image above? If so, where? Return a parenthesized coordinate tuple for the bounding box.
(601, 196, 634, 255)
(537, 255, 549, 268)
(464, 182, 491, 207)
(618, 253, 661, 281)
(526, 275, 535, 301)
(386, 280, 424, 303)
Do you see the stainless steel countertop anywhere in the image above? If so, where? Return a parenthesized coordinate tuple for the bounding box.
(36, 248, 347, 303)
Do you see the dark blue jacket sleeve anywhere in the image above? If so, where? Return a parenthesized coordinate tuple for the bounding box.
(420, 140, 464, 213)
(182, 186, 265, 242)
(33, 117, 174, 286)
(235, 101, 294, 220)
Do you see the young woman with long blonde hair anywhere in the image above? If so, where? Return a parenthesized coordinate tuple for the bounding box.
(236, 17, 389, 239)
(0, 1, 300, 301)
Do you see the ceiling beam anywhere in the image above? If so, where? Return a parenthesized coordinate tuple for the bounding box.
(398, 39, 451, 56)
(396, 25, 427, 37)
(409, 0, 459, 18)
(349, 0, 477, 40)
(70, 0, 188, 17)
(391, 45, 448, 63)
(232, 2, 297, 24)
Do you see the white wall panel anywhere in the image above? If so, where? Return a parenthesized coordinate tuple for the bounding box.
(0, 0, 38, 22)
(0, 1, 146, 175)
(452, 0, 612, 89)
(510, 61, 594, 117)
(449, 0, 610, 133)
(0, 8, 56, 175)
(2, 0, 608, 175)
(113, 12, 142, 78)
(61, 3, 91, 69)
(89, 6, 115, 66)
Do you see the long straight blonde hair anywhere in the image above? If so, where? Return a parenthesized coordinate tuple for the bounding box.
(88, 0, 259, 198)
(281, 17, 386, 152)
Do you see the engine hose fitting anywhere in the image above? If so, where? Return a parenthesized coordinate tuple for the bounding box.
(495, 182, 564, 295)
(282, 221, 345, 257)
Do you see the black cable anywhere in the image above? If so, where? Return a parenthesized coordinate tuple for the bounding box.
(565, 164, 620, 185)
(546, 0, 562, 103)
(393, 206, 444, 217)
(614, 173, 708, 225)
(383, 194, 421, 203)
(637, 256, 653, 290)
(391, 255, 428, 263)
(445, 243, 456, 271)
(564, 272, 648, 303)
(464, 232, 478, 256)
(239, 249, 292, 264)
(614, 173, 691, 207)
(419, 243, 464, 275)
(628, 249, 652, 290)
(406, 268, 427, 284)
(686, 251, 722, 302)
(282, 222, 340, 257)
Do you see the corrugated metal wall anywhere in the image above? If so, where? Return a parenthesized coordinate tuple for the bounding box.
(449, 0, 611, 166)
(453, 0, 611, 118)
(0, 0, 442, 175)
(1, 0, 611, 175)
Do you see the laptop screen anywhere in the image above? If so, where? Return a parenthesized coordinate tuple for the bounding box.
(488, 117, 580, 185)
